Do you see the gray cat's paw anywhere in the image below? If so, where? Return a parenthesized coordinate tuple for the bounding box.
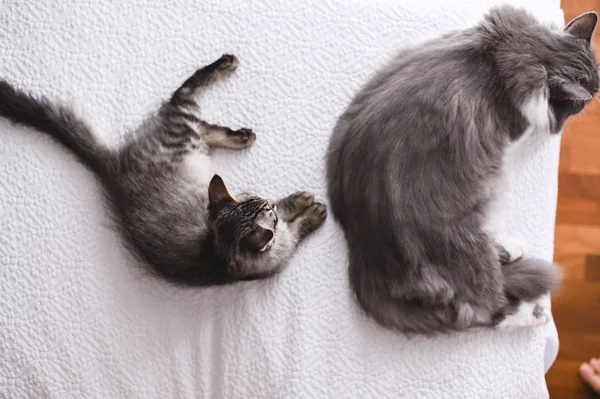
(497, 245, 511, 265)
(532, 303, 549, 320)
(228, 128, 256, 148)
(496, 300, 549, 329)
(500, 238, 529, 262)
(216, 54, 239, 74)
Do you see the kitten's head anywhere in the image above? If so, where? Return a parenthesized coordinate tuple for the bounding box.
(207, 174, 278, 258)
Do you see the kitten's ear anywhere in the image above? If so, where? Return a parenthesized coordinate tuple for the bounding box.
(548, 76, 592, 101)
(565, 12, 598, 42)
(245, 227, 274, 252)
(208, 174, 235, 209)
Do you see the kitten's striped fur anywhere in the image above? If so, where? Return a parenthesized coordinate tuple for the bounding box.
(0, 54, 327, 285)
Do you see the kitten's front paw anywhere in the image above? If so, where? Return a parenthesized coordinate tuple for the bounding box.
(216, 54, 239, 73)
(228, 128, 256, 148)
(289, 202, 328, 239)
(288, 191, 315, 210)
(304, 202, 327, 230)
(276, 191, 314, 221)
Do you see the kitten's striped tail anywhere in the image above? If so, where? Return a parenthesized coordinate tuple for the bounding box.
(0, 80, 114, 178)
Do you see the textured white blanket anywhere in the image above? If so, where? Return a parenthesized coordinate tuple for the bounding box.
(0, 0, 563, 398)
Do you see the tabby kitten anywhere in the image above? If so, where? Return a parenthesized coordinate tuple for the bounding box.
(0, 54, 327, 285)
(327, 7, 598, 334)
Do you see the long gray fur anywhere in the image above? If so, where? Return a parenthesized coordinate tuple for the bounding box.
(326, 6, 598, 334)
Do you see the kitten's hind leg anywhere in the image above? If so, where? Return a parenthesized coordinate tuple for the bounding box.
(276, 192, 315, 222)
(170, 54, 239, 106)
(288, 202, 327, 240)
(201, 122, 256, 150)
(168, 55, 256, 151)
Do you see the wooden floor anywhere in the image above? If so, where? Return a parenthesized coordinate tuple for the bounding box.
(546, 1, 600, 397)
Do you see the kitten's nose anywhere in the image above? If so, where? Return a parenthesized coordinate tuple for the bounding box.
(267, 199, 276, 208)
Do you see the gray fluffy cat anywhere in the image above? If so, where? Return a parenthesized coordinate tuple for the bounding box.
(327, 6, 598, 334)
(0, 54, 327, 285)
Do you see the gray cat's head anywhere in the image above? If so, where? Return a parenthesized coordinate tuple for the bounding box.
(547, 12, 599, 125)
(207, 174, 278, 260)
(485, 7, 598, 132)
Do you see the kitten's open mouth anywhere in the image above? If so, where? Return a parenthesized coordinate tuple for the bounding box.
(259, 238, 274, 252)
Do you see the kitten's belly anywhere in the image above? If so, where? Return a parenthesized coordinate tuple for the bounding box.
(183, 151, 214, 186)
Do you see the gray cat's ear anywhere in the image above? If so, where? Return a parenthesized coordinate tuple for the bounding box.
(548, 76, 592, 101)
(245, 227, 274, 252)
(208, 174, 235, 208)
(565, 12, 598, 42)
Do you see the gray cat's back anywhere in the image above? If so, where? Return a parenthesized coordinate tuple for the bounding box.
(329, 30, 505, 228)
(327, 6, 593, 334)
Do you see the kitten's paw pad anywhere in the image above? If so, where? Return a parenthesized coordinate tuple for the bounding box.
(289, 191, 315, 210)
(497, 301, 549, 329)
(216, 54, 239, 73)
(305, 203, 327, 227)
(230, 128, 256, 147)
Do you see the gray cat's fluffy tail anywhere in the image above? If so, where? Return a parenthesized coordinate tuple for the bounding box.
(502, 257, 561, 300)
(0, 80, 114, 178)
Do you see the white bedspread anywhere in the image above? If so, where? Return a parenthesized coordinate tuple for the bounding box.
(0, 0, 563, 397)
